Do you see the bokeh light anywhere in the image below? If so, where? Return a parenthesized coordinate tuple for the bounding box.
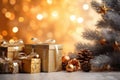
(18, 17, 24, 22)
(2, 30, 8, 36)
(12, 26, 19, 33)
(47, 0, 53, 5)
(0, 35, 3, 40)
(77, 17, 84, 23)
(83, 4, 89, 10)
(0, 0, 99, 53)
(36, 14, 44, 20)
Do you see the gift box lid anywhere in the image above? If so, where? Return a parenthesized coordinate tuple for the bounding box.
(25, 44, 63, 50)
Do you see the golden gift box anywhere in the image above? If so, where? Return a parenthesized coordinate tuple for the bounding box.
(0, 45, 24, 60)
(24, 44, 63, 72)
(0, 60, 19, 74)
(21, 58, 41, 73)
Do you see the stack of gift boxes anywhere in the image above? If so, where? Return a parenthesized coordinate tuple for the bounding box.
(0, 41, 63, 73)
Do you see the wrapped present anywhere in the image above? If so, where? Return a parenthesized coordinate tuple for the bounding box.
(0, 39, 24, 60)
(21, 58, 41, 73)
(24, 44, 63, 72)
(0, 60, 19, 74)
(0, 45, 24, 60)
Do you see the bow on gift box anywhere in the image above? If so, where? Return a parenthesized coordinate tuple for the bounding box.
(31, 37, 56, 44)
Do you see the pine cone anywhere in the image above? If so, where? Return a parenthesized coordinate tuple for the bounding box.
(77, 49, 93, 72)
(77, 49, 93, 63)
(81, 62, 91, 72)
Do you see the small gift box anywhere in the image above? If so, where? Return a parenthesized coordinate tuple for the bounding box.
(21, 58, 41, 73)
(24, 44, 63, 72)
(0, 39, 24, 60)
(0, 45, 24, 60)
(0, 59, 19, 74)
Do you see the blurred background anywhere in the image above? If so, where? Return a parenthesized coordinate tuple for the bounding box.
(0, 0, 101, 54)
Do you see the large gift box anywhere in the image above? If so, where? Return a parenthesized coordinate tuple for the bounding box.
(21, 58, 41, 73)
(24, 44, 63, 72)
(0, 60, 19, 74)
(0, 45, 24, 60)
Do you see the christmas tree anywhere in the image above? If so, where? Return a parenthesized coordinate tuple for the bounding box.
(76, 0, 120, 71)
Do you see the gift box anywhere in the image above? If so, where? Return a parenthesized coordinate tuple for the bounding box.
(0, 60, 19, 74)
(21, 58, 41, 73)
(0, 45, 24, 60)
(24, 44, 63, 72)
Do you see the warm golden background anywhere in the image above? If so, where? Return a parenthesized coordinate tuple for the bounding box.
(0, 0, 101, 54)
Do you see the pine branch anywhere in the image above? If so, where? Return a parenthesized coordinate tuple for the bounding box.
(91, 1, 102, 14)
(103, 11, 120, 31)
(90, 54, 111, 70)
(103, 0, 120, 13)
(82, 29, 101, 40)
(75, 43, 93, 51)
(96, 20, 110, 29)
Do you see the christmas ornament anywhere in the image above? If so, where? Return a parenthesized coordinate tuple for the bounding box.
(66, 64, 74, 72)
(62, 56, 70, 63)
(68, 58, 80, 71)
(62, 56, 70, 70)
(99, 39, 107, 45)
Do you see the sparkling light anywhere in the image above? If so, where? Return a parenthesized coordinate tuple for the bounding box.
(51, 11, 58, 18)
(70, 15, 76, 21)
(83, 4, 89, 10)
(77, 17, 84, 23)
(12, 26, 19, 33)
(47, 0, 53, 5)
(36, 14, 44, 20)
